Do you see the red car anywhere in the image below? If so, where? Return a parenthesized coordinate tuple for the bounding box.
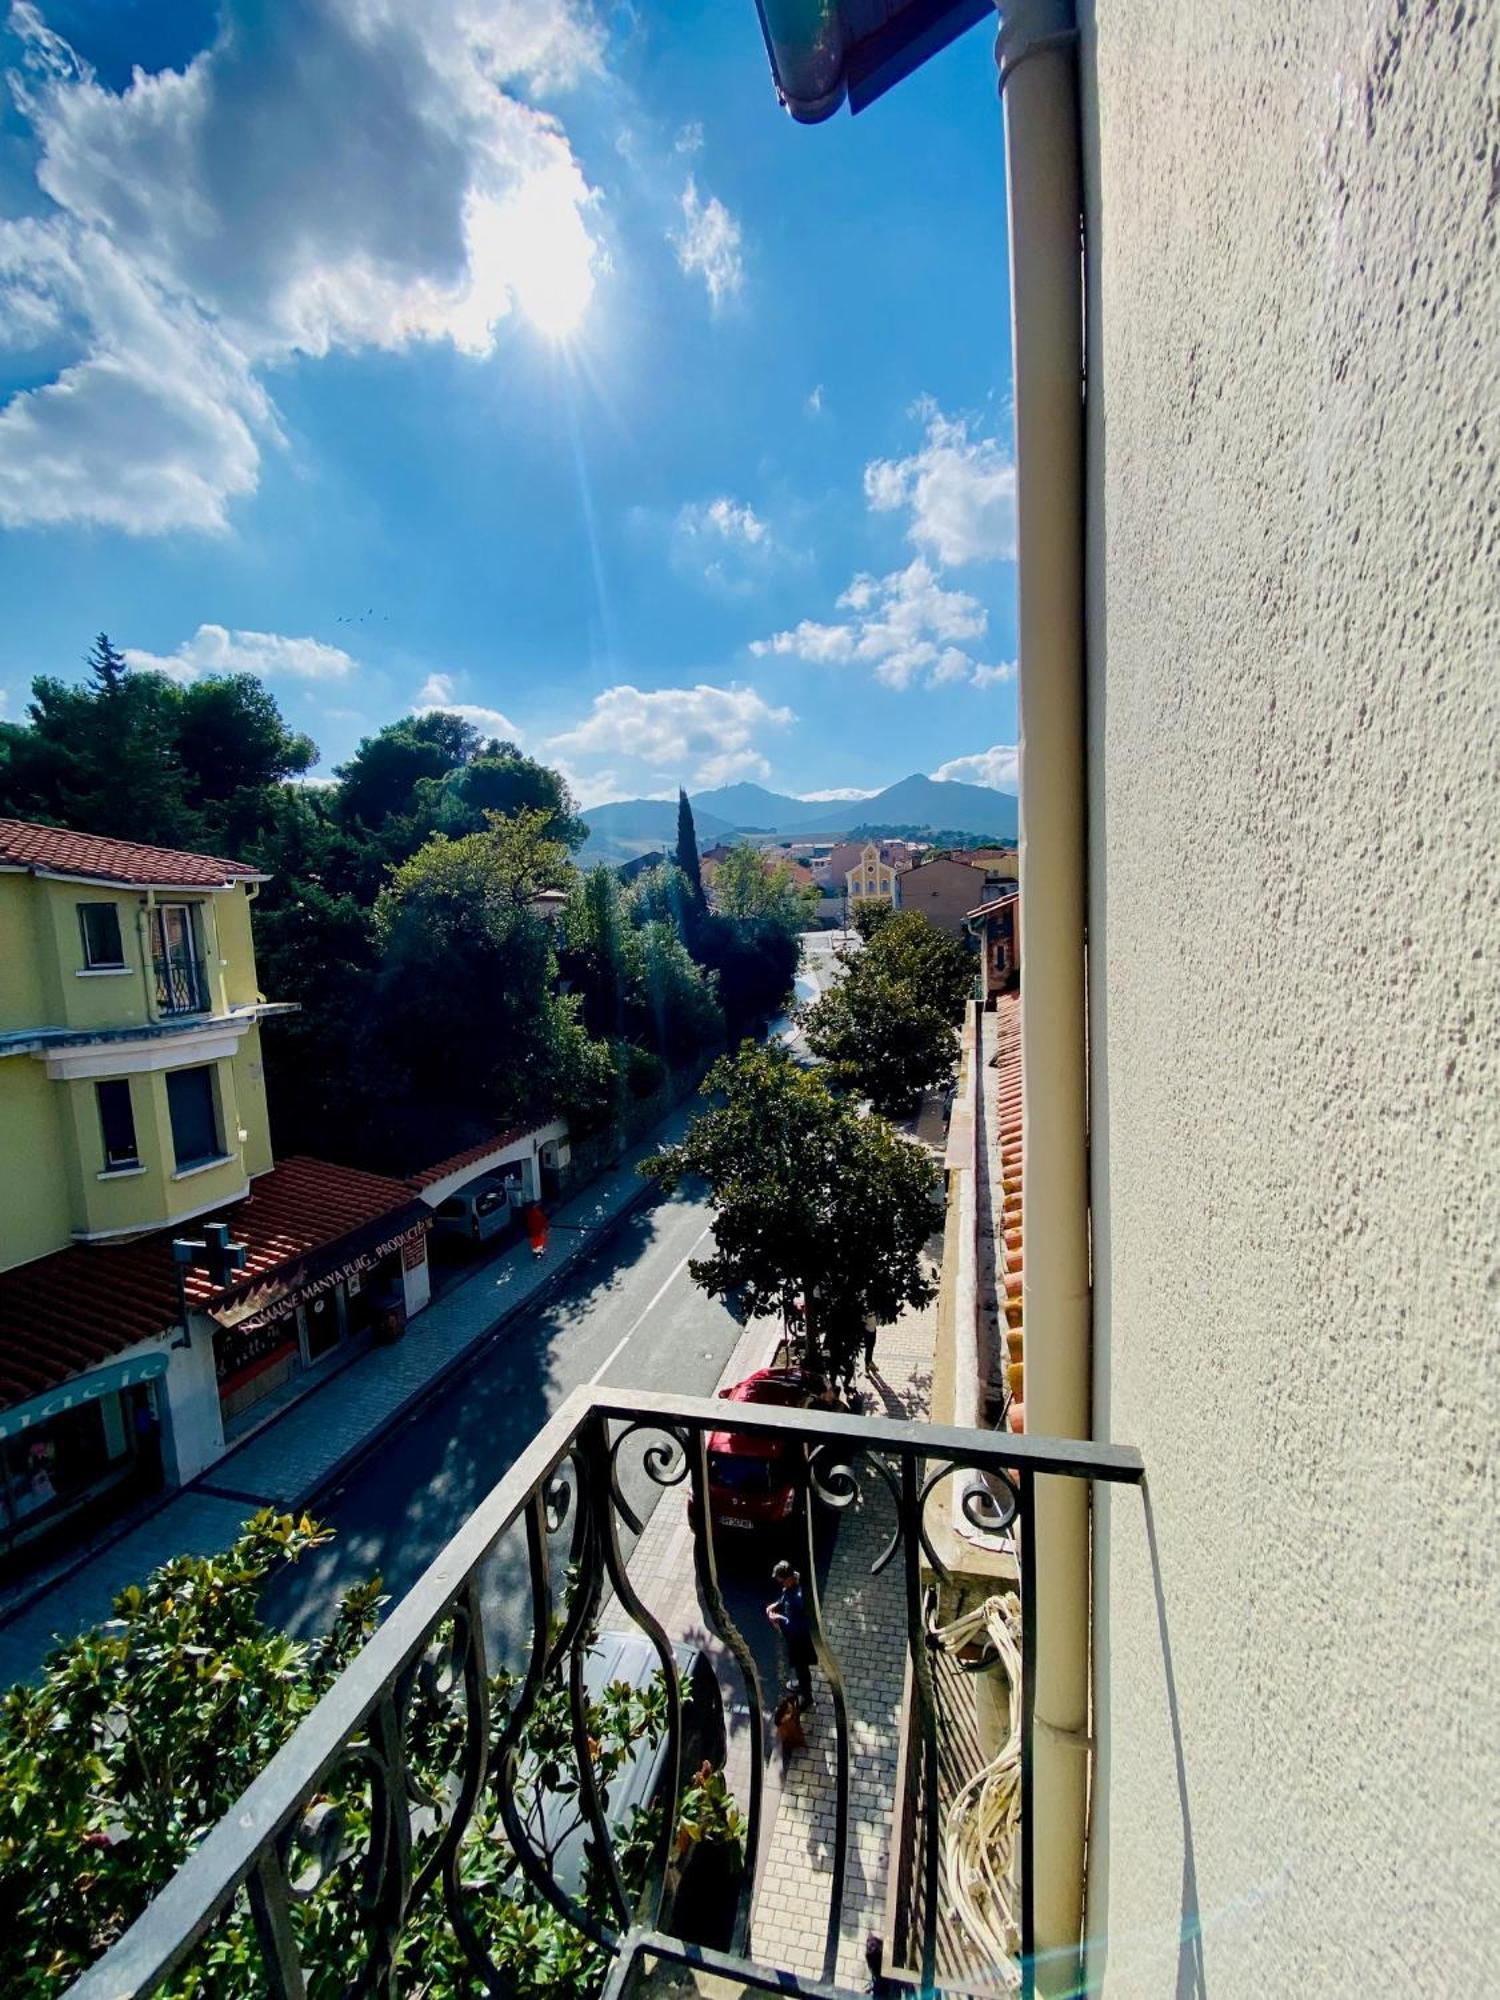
(695, 1367, 832, 1545)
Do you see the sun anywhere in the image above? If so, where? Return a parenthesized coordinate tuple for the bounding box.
(504, 168, 598, 344)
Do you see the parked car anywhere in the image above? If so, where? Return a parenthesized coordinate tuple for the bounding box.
(693, 1366, 836, 1549)
(529, 1630, 726, 1901)
(431, 1174, 515, 1246)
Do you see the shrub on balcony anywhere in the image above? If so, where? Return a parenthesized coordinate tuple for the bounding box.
(0, 1513, 673, 1999)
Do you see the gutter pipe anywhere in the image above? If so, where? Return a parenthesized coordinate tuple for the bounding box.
(995, 1, 1092, 1989)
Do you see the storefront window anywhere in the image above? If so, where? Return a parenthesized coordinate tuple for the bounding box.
(0, 1388, 151, 1559)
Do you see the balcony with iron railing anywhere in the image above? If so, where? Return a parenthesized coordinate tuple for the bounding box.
(65, 1386, 1142, 2000)
(152, 952, 210, 1018)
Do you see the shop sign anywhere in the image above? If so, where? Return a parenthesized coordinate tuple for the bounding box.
(0, 1352, 168, 1441)
(212, 1219, 429, 1337)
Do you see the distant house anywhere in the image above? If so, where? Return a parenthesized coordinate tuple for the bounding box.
(616, 849, 665, 884)
(896, 852, 1019, 938)
(965, 890, 1020, 1004)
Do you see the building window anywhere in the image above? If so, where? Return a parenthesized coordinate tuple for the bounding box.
(95, 1079, 140, 1171)
(78, 902, 125, 969)
(166, 1065, 221, 1170)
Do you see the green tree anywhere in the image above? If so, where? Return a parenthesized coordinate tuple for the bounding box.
(709, 844, 813, 934)
(800, 972, 959, 1116)
(641, 1042, 939, 1379)
(0, 1513, 671, 1999)
(691, 914, 799, 1037)
(429, 744, 588, 850)
(801, 910, 975, 1114)
(336, 710, 482, 831)
(858, 910, 975, 1022)
(85, 630, 129, 696)
(674, 789, 705, 908)
(850, 898, 895, 942)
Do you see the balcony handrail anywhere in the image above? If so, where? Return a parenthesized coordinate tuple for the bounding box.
(65, 1384, 1143, 2000)
(152, 949, 208, 1016)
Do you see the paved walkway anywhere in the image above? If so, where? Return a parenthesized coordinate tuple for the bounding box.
(0, 1107, 695, 1689)
(751, 1284, 938, 1990)
(611, 1261, 941, 1994)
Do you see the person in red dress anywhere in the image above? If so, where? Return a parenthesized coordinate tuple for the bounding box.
(524, 1202, 549, 1260)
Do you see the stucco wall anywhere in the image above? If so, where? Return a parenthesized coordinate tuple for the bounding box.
(1080, 3, 1497, 1992)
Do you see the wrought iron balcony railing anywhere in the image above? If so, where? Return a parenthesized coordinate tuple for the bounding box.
(65, 1386, 1142, 2000)
(153, 952, 208, 1017)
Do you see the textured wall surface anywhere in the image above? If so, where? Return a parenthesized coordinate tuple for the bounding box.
(1079, 2, 1497, 1991)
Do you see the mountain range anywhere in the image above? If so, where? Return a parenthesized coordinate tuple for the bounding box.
(578, 773, 1019, 867)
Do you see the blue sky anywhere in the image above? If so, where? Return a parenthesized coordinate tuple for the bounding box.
(0, 0, 1019, 807)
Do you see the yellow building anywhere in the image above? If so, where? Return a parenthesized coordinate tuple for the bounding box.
(844, 840, 897, 904)
(0, 820, 430, 1573)
(0, 819, 282, 1273)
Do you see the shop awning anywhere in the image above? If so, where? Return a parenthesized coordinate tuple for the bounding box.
(0, 1351, 168, 1442)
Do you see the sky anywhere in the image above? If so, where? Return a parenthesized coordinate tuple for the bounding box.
(0, 0, 1020, 809)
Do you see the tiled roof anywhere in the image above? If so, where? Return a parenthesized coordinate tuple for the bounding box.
(0, 818, 264, 889)
(407, 1121, 550, 1191)
(994, 993, 1025, 1434)
(966, 890, 1020, 920)
(0, 1157, 424, 1411)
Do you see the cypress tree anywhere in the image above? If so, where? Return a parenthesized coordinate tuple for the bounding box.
(86, 631, 129, 697)
(675, 787, 705, 905)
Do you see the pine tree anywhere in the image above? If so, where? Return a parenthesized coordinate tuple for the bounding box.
(86, 631, 129, 697)
(675, 787, 705, 906)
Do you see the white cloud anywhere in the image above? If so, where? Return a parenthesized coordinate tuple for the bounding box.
(931, 745, 1020, 792)
(798, 787, 874, 802)
(124, 623, 356, 684)
(753, 558, 1002, 691)
(414, 673, 520, 742)
(865, 401, 1016, 566)
(677, 496, 767, 547)
(0, 0, 603, 533)
(549, 682, 793, 795)
(674, 120, 704, 155)
(672, 495, 776, 593)
(671, 176, 743, 310)
(971, 661, 1017, 688)
(805, 384, 824, 417)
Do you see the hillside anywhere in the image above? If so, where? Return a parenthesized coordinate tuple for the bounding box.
(794, 773, 1018, 840)
(579, 770, 1018, 865)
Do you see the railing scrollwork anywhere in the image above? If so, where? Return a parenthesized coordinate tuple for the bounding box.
(63, 1386, 1141, 2000)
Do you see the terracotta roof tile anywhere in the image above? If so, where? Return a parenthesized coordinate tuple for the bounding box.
(0, 1157, 424, 1411)
(993, 992, 1023, 1430)
(0, 818, 263, 890)
(407, 1121, 551, 1191)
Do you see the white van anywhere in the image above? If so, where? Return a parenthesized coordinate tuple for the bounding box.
(431, 1174, 515, 1245)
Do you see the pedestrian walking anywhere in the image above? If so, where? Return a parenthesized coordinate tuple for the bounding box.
(524, 1202, 549, 1260)
(766, 1559, 816, 1711)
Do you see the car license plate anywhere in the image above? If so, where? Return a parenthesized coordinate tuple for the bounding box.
(718, 1516, 754, 1531)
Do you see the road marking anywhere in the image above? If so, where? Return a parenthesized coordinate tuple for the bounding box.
(587, 1220, 714, 1385)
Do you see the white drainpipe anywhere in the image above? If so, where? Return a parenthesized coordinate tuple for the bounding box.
(995, 1, 1092, 1987)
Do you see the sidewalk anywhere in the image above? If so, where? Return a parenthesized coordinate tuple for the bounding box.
(0, 1105, 695, 1689)
(607, 1256, 942, 1992)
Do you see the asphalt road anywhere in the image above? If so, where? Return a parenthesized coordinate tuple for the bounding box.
(259, 1186, 820, 1713)
(262, 937, 857, 1685)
